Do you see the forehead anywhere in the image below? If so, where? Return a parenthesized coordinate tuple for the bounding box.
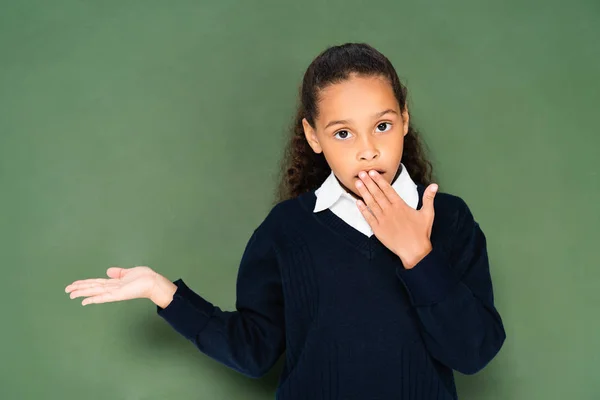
(316, 75, 398, 121)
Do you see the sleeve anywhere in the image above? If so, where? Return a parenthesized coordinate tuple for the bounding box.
(395, 197, 506, 375)
(156, 221, 285, 379)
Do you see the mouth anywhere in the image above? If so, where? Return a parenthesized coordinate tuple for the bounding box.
(355, 169, 385, 178)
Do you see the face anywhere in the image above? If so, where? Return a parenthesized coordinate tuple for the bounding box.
(302, 74, 409, 200)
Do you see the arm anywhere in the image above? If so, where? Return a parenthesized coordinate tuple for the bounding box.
(156, 222, 285, 379)
(396, 198, 506, 375)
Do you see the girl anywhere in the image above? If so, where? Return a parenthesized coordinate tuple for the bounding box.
(65, 43, 506, 399)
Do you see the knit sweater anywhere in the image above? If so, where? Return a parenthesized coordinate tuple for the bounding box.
(157, 184, 506, 399)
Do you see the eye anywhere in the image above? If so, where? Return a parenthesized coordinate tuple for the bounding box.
(333, 130, 353, 140)
(376, 122, 392, 132)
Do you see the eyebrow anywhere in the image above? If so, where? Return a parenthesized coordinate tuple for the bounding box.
(324, 109, 398, 130)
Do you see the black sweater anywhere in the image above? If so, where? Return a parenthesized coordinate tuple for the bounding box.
(157, 184, 506, 399)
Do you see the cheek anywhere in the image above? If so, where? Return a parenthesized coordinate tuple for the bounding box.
(383, 139, 404, 163)
(385, 135, 404, 151)
(320, 147, 346, 170)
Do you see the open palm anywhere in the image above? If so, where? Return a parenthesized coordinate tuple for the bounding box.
(65, 266, 157, 306)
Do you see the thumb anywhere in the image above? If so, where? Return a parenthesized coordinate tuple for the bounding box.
(422, 183, 438, 216)
(106, 267, 127, 279)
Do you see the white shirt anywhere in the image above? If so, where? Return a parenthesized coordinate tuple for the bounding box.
(313, 163, 419, 237)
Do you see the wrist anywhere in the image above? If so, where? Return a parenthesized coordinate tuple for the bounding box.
(150, 272, 178, 309)
(399, 240, 433, 269)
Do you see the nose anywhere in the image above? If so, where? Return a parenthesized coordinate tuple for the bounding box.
(357, 135, 380, 161)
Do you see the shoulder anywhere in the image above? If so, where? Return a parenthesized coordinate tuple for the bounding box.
(253, 192, 311, 237)
(271, 190, 315, 221)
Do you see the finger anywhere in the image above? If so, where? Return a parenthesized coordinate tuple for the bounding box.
(367, 170, 400, 205)
(359, 171, 391, 211)
(357, 199, 379, 228)
(355, 178, 382, 218)
(65, 279, 111, 293)
(421, 183, 438, 218)
(66, 281, 100, 293)
(69, 285, 110, 300)
(106, 267, 126, 279)
(82, 292, 119, 306)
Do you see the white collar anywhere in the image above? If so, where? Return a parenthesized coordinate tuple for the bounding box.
(313, 163, 419, 212)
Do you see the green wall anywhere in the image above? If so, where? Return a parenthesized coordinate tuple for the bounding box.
(1, 0, 598, 398)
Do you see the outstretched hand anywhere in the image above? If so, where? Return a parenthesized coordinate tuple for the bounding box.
(354, 170, 437, 269)
(65, 266, 160, 306)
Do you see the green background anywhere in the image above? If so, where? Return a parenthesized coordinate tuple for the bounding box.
(1, 0, 598, 399)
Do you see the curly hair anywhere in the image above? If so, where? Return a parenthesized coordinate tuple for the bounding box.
(273, 43, 436, 205)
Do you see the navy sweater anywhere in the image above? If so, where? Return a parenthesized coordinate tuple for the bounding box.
(157, 184, 506, 399)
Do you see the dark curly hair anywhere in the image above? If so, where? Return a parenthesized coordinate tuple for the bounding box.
(273, 42, 436, 205)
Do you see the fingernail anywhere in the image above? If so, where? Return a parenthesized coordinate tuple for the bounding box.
(369, 170, 377, 176)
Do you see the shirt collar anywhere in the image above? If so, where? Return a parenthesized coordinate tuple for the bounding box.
(313, 163, 419, 212)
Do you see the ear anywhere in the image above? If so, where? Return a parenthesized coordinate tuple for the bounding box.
(302, 118, 323, 154)
(401, 107, 410, 137)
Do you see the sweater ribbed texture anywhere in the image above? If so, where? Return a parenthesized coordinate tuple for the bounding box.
(157, 184, 506, 399)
